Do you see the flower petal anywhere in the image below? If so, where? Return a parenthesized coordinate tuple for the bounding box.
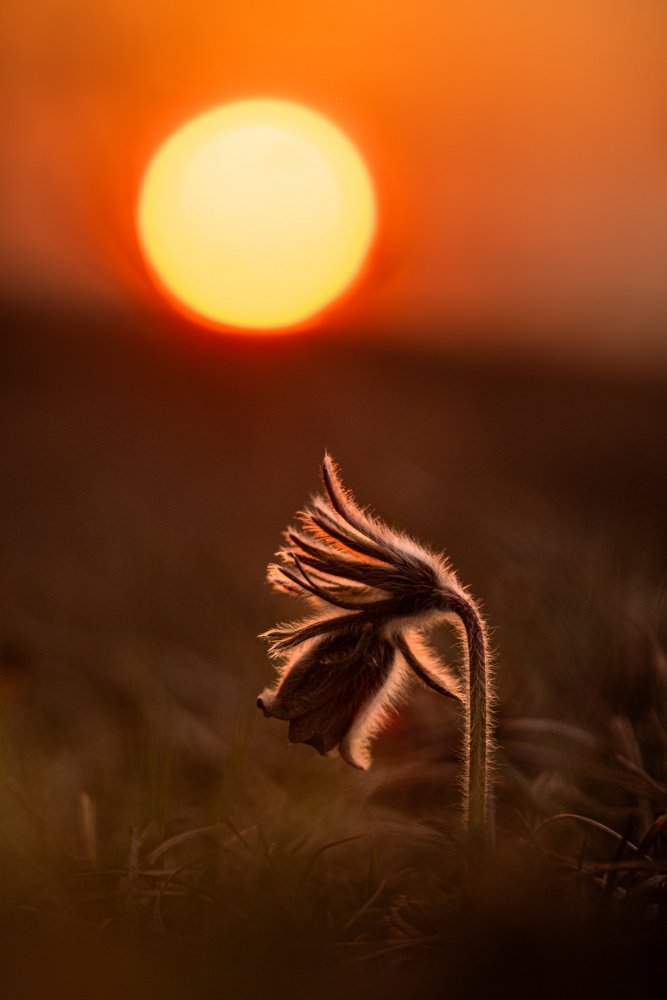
(339, 649, 412, 769)
(306, 502, 386, 563)
(259, 630, 373, 720)
(261, 612, 369, 652)
(395, 630, 463, 703)
(287, 700, 355, 755)
(262, 633, 398, 762)
(322, 454, 389, 550)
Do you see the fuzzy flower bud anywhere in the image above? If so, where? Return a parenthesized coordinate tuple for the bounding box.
(258, 455, 479, 770)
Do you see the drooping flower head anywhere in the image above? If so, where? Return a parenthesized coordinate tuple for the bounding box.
(258, 454, 478, 770)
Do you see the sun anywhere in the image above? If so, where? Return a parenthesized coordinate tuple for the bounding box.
(136, 99, 377, 332)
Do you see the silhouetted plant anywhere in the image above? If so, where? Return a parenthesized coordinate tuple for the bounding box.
(258, 455, 495, 847)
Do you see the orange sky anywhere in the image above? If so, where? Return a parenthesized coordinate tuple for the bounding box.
(3, 0, 667, 364)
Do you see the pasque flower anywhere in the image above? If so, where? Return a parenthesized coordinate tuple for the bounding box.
(258, 456, 494, 844)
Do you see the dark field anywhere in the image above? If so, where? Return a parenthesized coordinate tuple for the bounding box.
(0, 302, 666, 998)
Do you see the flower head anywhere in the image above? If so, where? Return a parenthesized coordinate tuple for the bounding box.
(258, 455, 470, 769)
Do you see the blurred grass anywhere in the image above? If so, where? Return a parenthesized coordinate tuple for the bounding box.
(0, 301, 666, 997)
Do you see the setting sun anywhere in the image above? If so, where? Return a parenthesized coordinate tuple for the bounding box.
(136, 99, 376, 332)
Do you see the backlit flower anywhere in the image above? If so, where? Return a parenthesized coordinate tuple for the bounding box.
(257, 455, 474, 770)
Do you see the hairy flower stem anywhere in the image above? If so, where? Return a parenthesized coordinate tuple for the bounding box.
(448, 593, 493, 849)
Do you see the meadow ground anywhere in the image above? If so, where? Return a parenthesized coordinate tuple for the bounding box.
(0, 302, 666, 997)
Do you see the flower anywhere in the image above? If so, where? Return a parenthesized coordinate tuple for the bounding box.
(257, 454, 473, 770)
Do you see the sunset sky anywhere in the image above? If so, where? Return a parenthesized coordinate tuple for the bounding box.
(3, 0, 667, 365)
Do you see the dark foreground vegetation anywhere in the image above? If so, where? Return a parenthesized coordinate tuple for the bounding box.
(0, 302, 666, 997)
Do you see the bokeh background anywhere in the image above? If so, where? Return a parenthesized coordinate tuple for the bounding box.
(1, 3, 667, 997)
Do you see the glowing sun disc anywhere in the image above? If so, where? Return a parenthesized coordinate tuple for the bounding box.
(137, 99, 377, 331)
